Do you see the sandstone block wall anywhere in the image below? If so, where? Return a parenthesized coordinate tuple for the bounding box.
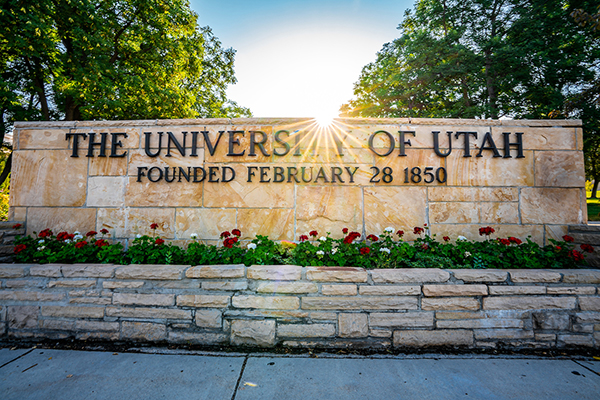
(1, 264, 598, 350)
(9, 118, 585, 245)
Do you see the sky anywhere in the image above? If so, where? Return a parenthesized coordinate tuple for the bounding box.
(189, 0, 415, 119)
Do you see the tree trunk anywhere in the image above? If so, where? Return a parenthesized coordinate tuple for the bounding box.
(592, 177, 599, 199)
(0, 151, 12, 187)
(484, 51, 499, 119)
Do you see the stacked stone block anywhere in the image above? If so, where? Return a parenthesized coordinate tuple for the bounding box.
(1, 264, 599, 350)
(0, 222, 25, 263)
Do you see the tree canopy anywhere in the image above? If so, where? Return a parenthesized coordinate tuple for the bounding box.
(341, 0, 600, 121)
(0, 0, 251, 188)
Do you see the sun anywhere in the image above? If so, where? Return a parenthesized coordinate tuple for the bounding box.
(314, 112, 337, 128)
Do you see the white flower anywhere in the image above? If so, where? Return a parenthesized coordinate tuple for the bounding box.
(247, 243, 257, 250)
(136, 234, 142, 238)
(190, 233, 198, 240)
(380, 247, 391, 254)
(74, 231, 81, 235)
(332, 248, 337, 255)
(316, 250, 325, 256)
(319, 236, 327, 242)
(384, 227, 394, 233)
(74, 234, 83, 240)
(464, 251, 472, 258)
(457, 235, 467, 241)
(38, 239, 45, 244)
(37, 246, 45, 251)
(65, 239, 72, 244)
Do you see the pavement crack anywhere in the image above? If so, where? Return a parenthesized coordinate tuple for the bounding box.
(0, 347, 36, 369)
(231, 353, 249, 400)
(572, 360, 600, 378)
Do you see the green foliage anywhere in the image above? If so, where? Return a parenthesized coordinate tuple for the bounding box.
(12, 226, 589, 269)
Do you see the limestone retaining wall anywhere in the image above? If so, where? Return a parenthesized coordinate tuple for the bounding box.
(1, 264, 599, 350)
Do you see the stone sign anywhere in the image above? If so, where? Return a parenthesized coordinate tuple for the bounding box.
(9, 118, 586, 244)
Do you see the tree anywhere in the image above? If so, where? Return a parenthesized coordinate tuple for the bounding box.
(0, 0, 251, 186)
(341, 0, 599, 121)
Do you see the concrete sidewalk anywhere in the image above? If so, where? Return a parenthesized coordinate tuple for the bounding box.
(1, 347, 599, 400)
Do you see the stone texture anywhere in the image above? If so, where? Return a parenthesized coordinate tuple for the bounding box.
(277, 323, 336, 338)
(41, 306, 104, 319)
(422, 284, 488, 297)
(371, 269, 450, 283)
(0, 266, 26, 278)
(437, 319, 523, 329)
(102, 281, 145, 289)
(232, 295, 299, 310)
(176, 209, 236, 240)
(338, 313, 368, 337)
(237, 209, 295, 241)
(488, 286, 546, 295)
(8, 306, 39, 329)
(535, 151, 585, 187)
(202, 281, 248, 291)
(321, 284, 357, 296)
(453, 270, 508, 282)
(230, 319, 276, 346)
(105, 307, 191, 320)
(177, 295, 230, 308)
(115, 265, 187, 280)
(48, 280, 96, 288)
(296, 186, 363, 237)
(579, 297, 600, 311)
(247, 265, 301, 281)
(559, 334, 594, 347)
(358, 285, 421, 296)
(421, 297, 480, 311)
(446, 150, 534, 187)
(97, 208, 175, 239)
(369, 312, 434, 328)
(509, 271, 562, 283)
(256, 282, 318, 294)
(302, 296, 418, 310)
(520, 188, 583, 224)
(186, 264, 245, 279)
(561, 270, 600, 284)
(25, 208, 97, 238)
(195, 309, 222, 328)
(75, 320, 119, 331)
(61, 264, 117, 278)
(429, 202, 478, 224)
(18, 129, 71, 149)
(474, 329, 534, 340)
(121, 321, 166, 341)
(11, 150, 88, 207)
(30, 264, 62, 278)
(546, 287, 596, 295)
(483, 296, 577, 310)
(125, 178, 203, 207)
(0, 291, 65, 302)
(89, 156, 128, 176)
(393, 329, 473, 347)
(168, 331, 228, 344)
(87, 177, 126, 207)
(306, 267, 367, 282)
(533, 313, 570, 330)
(428, 187, 518, 202)
(479, 202, 520, 224)
(364, 187, 427, 241)
(112, 293, 174, 306)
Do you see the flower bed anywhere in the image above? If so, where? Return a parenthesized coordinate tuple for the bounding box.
(11, 224, 594, 269)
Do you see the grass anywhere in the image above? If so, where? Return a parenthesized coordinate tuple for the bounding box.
(588, 197, 600, 221)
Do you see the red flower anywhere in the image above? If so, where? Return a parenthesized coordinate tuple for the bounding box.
(443, 236, 450, 242)
(155, 238, 165, 246)
(38, 229, 53, 238)
(479, 226, 495, 236)
(499, 238, 510, 246)
(56, 231, 70, 241)
(562, 235, 574, 243)
(421, 243, 429, 251)
(556, 246, 562, 251)
(75, 241, 87, 249)
(367, 234, 379, 241)
(299, 235, 309, 242)
(568, 249, 584, 262)
(95, 239, 109, 247)
(413, 227, 424, 235)
(360, 247, 370, 255)
(508, 237, 522, 245)
(342, 228, 348, 234)
(396, 230, 404, 237)
(86, 230, 97, 237)
(100, 228, 109, 235)
(309, 230, 318, 237)
(424, 223, 428, 227)
(12, 223, 22, 229)
(14, 244, 26, 254)
(223, 237, 238, 248)
(150, 223, 159, 230)
(343, 232, 361, 244)
(580, 244, 594, 253)
(232, 229, 241, 237)
(220, 231, 231, 238)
